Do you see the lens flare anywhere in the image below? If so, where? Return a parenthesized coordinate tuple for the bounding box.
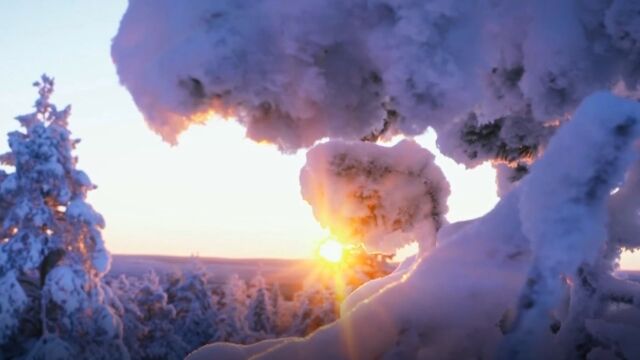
(318, 239, 344, 263)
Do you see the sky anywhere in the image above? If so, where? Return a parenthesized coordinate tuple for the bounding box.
(1, 1, 639, 267)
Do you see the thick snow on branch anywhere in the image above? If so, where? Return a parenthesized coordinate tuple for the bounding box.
(300, 140, 449, 253)
(501, 92, 640, 359)
(521, 92, 640, 274)
(0, 271, 27, 344)
(113, 0, 640, 159)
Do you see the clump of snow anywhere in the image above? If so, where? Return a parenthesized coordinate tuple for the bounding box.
(26, 334, 74, 360)
(113, 0, 640, 165)
(45, 266, 89, 313)
(0, 271, 28, 343)
(300, 140, 449, 253)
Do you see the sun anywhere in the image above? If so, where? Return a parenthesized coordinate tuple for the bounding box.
(318, 239, 345, 263)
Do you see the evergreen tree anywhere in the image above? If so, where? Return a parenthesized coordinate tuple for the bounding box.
(0, 76, 127, 358)
(288, 284, 338, 337)
(245, 274, 274, 337)
(168, 266, 217, 349)
(212, 274, 248, 343)
(108, 275, 147, 360)
(210, 314, 238, 344)
(135, 271, 189, 360)
(270, 283, 284, 335)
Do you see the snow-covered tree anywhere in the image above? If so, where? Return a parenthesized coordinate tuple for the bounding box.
(212, 274, 248, 343)
(135, 271, 189, 360)
(167, 266, 217, 349)
(0, 76, 127, 359)
(0, 269, 28, 348)
(269, 283, 285, 335)
(108, 274, 147, 360)
(245, 274, 275, 338)
(288, 284, 338, 337)
(113, 1, 640, 359)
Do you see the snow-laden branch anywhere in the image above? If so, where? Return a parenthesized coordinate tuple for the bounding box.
(501, 92, 640, 359)
(113, 0, 640, 164)
(300, 140, 449, 253)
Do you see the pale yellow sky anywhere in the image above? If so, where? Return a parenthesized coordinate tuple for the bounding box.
(86, 119, 499, 260)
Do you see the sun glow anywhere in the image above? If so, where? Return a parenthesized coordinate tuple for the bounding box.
(318, 239, 345, 263)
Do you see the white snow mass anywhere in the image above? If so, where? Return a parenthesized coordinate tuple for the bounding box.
(300, 139, 449, 253)
(111, 0, 640, 358)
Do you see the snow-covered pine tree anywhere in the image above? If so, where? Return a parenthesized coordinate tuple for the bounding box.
(288, 284, 338, 337)
(0, 76, 127, 359)
(108, 274, 147, 359)
(168, 265, 217, 349)
(135, 271, 190, 360)
(212, 274, 248, 343)
(269, 283, 284, 335)
(210, 314, 238, 345)
(245, 274, 274, 338)
(287, 290, 315, 337)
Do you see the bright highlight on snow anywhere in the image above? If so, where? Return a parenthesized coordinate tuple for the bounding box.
(317, 239, 344, 264)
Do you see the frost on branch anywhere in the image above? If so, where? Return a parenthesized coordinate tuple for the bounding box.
(300, 140, 449, 253)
